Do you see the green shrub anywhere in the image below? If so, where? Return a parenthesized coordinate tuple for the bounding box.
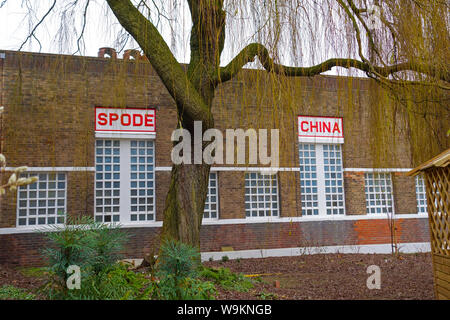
(0, 285, 35, 300)
(40, 216, 129, 298)
(154, 239, 215, 300)
(61, 264, 154, 300)
(200, 266, 254, 292)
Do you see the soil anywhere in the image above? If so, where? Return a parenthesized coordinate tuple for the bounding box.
(0, 252, 435, 300)
(204, 252, 435, 300)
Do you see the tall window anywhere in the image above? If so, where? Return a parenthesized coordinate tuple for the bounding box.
(17, 173, 66, 226)
(416, 175, 427, 214)
(298, 143, 345, 216)
(364, 173, 394, 214)
(95, 139, 155, 223)
(203, 172, 219, 219)
(244, 172, 279, 218)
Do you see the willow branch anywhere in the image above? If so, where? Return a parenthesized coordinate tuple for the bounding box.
(18, 0, 56, 51)
(217, 43, 449, 86)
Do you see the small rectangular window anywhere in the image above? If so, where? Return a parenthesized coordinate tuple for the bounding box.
(17, 173, 66, 226)
(203, 172, 219, 219)
(364, 173, 394, 214)
(416, 175, 427, 214)
(245, 172, 279, 218)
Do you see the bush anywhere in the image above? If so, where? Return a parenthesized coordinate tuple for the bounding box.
(200, 267, 254, 292)
(154, 239, 216, 300)
(61, 264, 154, 300)
(0, 285, 35, 300)
(40, 216, 129, 299)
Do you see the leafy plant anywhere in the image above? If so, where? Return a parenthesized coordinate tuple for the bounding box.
(155, 239, 215, 300)
(156, 275, 216, 300)
(61, 264, 154, 300)
(40, 215, 128, 298)
(199, 267, 254, 292)
(221, 255, 229, 262)
(0, 285, 35, 300)
(257, 291, 278, 300)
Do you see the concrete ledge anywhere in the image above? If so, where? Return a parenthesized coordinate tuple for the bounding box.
(200, 242, 431, 261)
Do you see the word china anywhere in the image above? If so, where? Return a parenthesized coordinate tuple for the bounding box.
(298, 115, 344, 144)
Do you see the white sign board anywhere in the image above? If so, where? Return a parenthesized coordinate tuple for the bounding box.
(95, 107, 156, 136)
(298, 115, 344, 144)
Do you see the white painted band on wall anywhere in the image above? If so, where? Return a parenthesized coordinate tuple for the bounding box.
(95, 132, 156, 139)
(200, 242, 431, 261)
(4, 167, 96, 172)
(3, 166, 413, 173)
(0, 213, 428, 235)
(155, 166, 413, 172)
(343, 168, 412, 172)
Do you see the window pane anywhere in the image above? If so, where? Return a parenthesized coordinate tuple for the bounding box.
(364, 173, 394, 214)
(203, 173, 219, 219)
(244, 172, 279, 218)
(95, 139, 121, 223)
(17, 173, 66, 226)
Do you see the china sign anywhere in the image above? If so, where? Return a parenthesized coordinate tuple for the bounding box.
(95, 107, 156, 134)
(298, 115, 344, 143)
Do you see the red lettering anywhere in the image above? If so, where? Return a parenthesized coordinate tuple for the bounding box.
(98, 113, 107, 126)
(144, 114, 154, 127)
(310, 121, 319, 132)
(133, 114, 143, 126)
(301, 121, 309, 132)
(323, 122, 330, 133)
(121, 114, 131, 126)
(332, 122, 341, 133)
(109, 113, 119, 125)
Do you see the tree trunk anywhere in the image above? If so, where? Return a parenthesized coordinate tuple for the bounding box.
(161, 162, 211, 247)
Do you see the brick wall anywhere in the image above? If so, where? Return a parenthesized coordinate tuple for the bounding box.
(0, 218, 429, 266)
(0, 50, 440, 265)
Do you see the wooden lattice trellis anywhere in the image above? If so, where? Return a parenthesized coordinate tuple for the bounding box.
(409, 149, 450, 300)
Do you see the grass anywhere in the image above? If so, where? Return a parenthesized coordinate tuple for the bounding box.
(0, 285, 35, 300)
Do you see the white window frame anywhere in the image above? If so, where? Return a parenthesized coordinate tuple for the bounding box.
(95, 138, 156, 224)
(16, 172, 67, 227)
(298, 143, 346, 216)
(364, 172, 394, 215)
(415, 175, 427, 215)
(203, 172, 219, 219)
(244, 172, 280, 218)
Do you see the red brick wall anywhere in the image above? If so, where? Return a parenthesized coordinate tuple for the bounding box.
(0, 218, 429, 266)
(0, 51, 438, 266)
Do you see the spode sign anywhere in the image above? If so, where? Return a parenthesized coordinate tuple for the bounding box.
(298, 115, 344, 143)
(95, 107, 155, 133)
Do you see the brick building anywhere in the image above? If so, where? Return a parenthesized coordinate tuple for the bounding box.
(0, 50, 441, 266)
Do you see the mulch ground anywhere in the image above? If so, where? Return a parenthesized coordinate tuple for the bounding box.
(204, 252, 435, 300)
(0, 252, 435, 300)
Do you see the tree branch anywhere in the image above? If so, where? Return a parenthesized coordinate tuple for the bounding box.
(216, 43, 449, 86)
(106, 0, 212, 125)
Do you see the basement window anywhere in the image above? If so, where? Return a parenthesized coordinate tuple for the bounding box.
(364, 173, 394, 214)
(203, 172, 219, 219)
(298, 143, 345, 216)
(244, 172, 279, 218)
(95, 139, 155, 223)
(17, 173, 66, 226)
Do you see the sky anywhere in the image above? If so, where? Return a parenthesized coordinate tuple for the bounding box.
(0, 0, 366, 77)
